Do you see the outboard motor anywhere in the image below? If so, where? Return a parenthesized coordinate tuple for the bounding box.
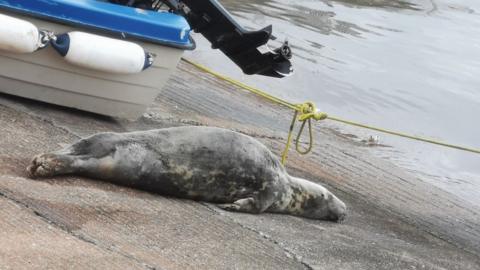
(109, 0, 293, 78)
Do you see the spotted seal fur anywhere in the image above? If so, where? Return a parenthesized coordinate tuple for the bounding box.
(27, 126, 347, 221)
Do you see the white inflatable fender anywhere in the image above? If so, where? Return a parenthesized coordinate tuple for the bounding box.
(51, 32, 154, 74)
(0, 13, 49, 53)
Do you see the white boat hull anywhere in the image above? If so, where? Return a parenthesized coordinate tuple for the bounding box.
(0, 12, 184, 119)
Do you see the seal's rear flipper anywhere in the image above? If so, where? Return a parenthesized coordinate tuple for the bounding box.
(172, 0, 293, 78)
(27, 153, 76, 178)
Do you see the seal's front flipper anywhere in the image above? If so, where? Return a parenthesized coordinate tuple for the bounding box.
(217, 197, 261, 214)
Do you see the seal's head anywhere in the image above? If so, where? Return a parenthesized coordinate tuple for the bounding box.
(288, 177, 347, 222)
(311, 189, 347, 222)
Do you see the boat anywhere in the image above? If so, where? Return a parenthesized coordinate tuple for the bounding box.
(0, 0, 292, 119)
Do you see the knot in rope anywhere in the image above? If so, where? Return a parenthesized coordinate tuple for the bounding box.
(297, 102, 328, 122)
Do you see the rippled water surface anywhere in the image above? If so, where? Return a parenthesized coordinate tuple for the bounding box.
(185, 0, 480, 204)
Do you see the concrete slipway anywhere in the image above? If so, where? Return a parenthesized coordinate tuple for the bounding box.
(0, 61, 479, 269)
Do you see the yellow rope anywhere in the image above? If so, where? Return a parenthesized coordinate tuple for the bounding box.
(181, 58, 480, 162)
(182, 58, 329, 164)
(326, 116, 480, 154)
(181, 58, 297, 110)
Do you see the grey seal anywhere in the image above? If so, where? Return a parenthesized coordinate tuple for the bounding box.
(27, 126, 347, 221)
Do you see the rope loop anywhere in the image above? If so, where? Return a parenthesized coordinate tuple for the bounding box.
(295, 118, 312, 155)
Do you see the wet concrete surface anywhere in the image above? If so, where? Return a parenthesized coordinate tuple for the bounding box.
(0, 61, 479, 269)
